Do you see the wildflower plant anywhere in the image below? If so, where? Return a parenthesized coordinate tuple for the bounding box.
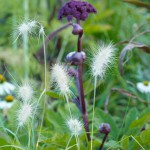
(90, 43, 116, 149)
(3, 0, 150, 150)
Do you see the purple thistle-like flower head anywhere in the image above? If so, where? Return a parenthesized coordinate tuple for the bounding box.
(58, 0, 97, 21)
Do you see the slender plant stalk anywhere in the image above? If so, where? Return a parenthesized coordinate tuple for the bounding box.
(66, 144, 78, 150)
(64, 95, 80, 149)
(76, 21, 91, 141)
(75, 135, 80, 150)
(12, 15, 18, 51)
(23, 0, 29, 79)
(36, 22, 72, 62)
(91, 77, 97, 150)
(23, 33, 29, 79)
(65, 135, 73, 150)
(28, 123, 31, 148)
(36, 32, 47, 149)
(99, 133, 108, 150)
(11, 127, 19, 150)
(65, 94, 72, 118)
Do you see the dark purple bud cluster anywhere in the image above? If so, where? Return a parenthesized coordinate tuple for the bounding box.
(66, 51, 86, 65)
(99, 123, 111, 134)
(58, 0, 97, 21)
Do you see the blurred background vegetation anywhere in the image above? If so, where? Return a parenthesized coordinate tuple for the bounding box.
(0, 0, 150, 149)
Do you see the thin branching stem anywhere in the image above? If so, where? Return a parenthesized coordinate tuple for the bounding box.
(65, 135, 73, 150)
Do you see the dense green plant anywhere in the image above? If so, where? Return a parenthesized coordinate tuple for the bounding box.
(0, 0, 150, 150)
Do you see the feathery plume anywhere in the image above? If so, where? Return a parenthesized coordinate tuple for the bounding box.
(15, 20, 38, 41)
(17, 103, 33, 127)
(91, 43, 115, 79)
(51, 64, 71, 95)
(67, 118, 82, 136)
(16, 82, 34, 102)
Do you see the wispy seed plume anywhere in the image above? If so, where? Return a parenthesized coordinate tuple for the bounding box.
(17, 82, 34, 102)
(91, 43, 115, 79)
(17, 103, 33, 127)
(67, 118, 82, 136)
(51, 64, 70, 95)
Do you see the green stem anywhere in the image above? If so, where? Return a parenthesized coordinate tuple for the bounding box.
(36, 32, 47, 149)
(23, 33, 29, 79)
(91, 77, 97, 150)
(65, 94, 72, 118)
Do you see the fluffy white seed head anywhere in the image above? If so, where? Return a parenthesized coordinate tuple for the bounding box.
(137, 81, 150, 93)
(91, 43, 115, 79)
(17, 20, 37, 37)
(28, 20, 37, 28)
(17, 103, 32, 127)
(17, 82, 34, 102)
(51, 64, 70, 95)
(67, 118, 82, 135)
(18, 22, 31, 35)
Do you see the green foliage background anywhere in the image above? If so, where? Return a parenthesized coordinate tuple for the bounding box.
(0, 0, 150, 149)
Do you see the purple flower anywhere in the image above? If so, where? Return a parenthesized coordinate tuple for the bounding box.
(58, 0, 97, 21)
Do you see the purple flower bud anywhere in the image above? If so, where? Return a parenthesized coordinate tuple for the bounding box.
(72, 24, 83, 35)
(58, 0, 97, 22)
(68, 67, 78, 77)
(66, 51, 86, 65)
(99, 123, 111, 134)
(81, 51, 86, 60)
(66, 51, 76, 62)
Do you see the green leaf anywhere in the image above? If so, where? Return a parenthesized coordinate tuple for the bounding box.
(84, 24, 112, 34)
(124, 108, 138, 133)
(46, 91, 63, 99)
(121, 135, 129, 150)
(140, 129, 150, 145)
(130, 111, 150, 129)
(105, 140, 122, 149)
(95, 109, 118, 139)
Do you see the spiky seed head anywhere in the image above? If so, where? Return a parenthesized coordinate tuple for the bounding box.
(67, 118, 82, 135)
(51, 64, 70, 95)
(18, 22, 31, 35)
(17, 103, 33, 127)
(27, 20, 37, 28)
(17, 82, 34, 102)
(17, 20, 38, 37)
(91, 43, 115, 79)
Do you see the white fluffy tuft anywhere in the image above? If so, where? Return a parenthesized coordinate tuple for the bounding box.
(17, 20, 37, 36)
(67, 118, 82, 135)
(51, 64, 70, 95)
(91, 43, 115, 79)
(17, 82, 34, 102)
(17, 103, 32, 127)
